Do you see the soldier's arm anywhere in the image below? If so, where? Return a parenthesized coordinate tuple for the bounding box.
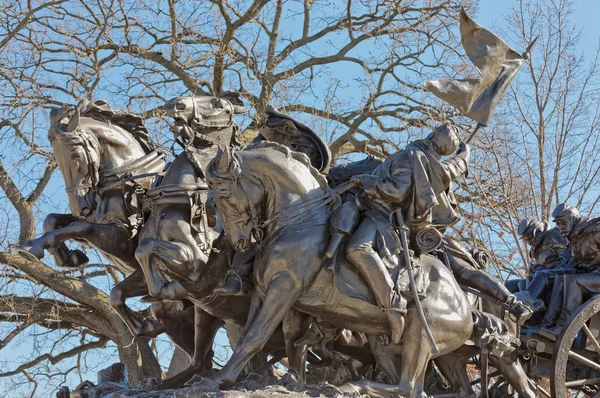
(537, 248, 560, 268)
(370, 166, 413, 204)
(442, 142, 470, 180)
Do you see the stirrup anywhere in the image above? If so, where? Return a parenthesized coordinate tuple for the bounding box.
(215, 270, 251, 295)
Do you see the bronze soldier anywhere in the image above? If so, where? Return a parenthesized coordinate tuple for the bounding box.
(353, 124, 533, 330)
(541, 204, 600, 336)
(347, 124, 469, 344)
(517, 218, 569, 303)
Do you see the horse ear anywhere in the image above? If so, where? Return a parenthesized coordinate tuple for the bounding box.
(66, 106, 80, 132)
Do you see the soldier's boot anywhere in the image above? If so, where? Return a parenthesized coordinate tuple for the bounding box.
(540, 309, 572, 339)
(384, 295, 406, 345)
(347, 248, 406, 344)
(538, 305, 562, 328)
(507, 295, 534, 325)
(214, 271, 251, 296)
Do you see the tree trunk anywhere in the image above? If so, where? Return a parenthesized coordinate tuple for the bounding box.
(166, 346, 190, 378)
(113, 325, 163, 386)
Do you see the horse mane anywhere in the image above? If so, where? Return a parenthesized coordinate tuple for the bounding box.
(48, 100, 155, 154)
(244, 140, 329, 190)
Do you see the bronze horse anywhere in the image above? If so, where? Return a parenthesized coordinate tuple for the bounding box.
(135, 95, 292, 387)
(15, 101, 195, 346)
(206, 142, 474, 398)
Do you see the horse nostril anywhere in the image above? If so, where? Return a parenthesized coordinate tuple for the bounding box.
(80, 207, 92, 218)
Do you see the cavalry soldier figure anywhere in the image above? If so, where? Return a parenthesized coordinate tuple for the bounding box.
(346, 123, 469, 344)
(347, 124, 533, 344)
(541, 204, 600, 336)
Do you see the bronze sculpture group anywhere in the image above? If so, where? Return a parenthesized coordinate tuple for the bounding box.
(13, 9, 600, 398)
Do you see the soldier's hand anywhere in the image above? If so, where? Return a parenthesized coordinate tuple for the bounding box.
(350, 175, 363, 187)
(457, 142, 471, 160)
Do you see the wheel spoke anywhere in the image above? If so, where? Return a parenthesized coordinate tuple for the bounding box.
(568, 350, 600, 372)
(582, 323, 600, 355)
(565, 377, 600, 387)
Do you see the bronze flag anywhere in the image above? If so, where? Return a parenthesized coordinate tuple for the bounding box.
(424, 9, 536, 126)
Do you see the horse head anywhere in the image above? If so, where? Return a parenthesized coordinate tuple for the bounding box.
(48, 101, 150, 219)
(208, 142, 331, 252)
(49, 106, 101, 218)
(166, 94, 247, 146)
(207, 145, 264, 252)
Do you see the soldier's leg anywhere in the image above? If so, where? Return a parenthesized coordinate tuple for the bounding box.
(525, 271, 551, 300)
(555, 271, 600, 326)
(539, 275, 564, 328)
(346, 218, 405, 344)
(449, 254, 532, 324)
(325, 196, 360, 259)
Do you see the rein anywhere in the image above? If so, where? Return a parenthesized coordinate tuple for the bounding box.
(63, 129, 101, 193)
(96, 150, 166, 194)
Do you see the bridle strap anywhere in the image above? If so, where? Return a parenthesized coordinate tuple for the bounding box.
(63, 129, 100, 193)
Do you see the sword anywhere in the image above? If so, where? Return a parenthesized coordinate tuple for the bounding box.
(390, 209, 440, 355)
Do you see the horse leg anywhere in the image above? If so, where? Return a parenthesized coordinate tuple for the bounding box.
(489, 356, 535, 398)
(135, 238, 191, 301)
(283, 308, 309, 384)
(399, 330, 432, 398)
(161, 305, 223, 389)
(435, 349, 476, 398)
(151, 300, 195, 357)
(225, 291, 276, 377)
(109, 268, 168, 338)
(42, 213, 88, 267)
(206, 274, 302, 388)
(368, 335, 400, 384)
(18, 221, 133, 264)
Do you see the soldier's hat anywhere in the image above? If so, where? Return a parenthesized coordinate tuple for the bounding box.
(517, 218, 546, 239)
(552, 203, 580, 220)
(257, 106, 332, 173)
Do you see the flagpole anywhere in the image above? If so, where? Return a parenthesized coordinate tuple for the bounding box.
(465, 123, 484, 144)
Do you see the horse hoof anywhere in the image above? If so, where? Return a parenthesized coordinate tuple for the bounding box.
(69, 249, 89, 267)
(15, 242, 44, 261)
(185, 375, 221, 391)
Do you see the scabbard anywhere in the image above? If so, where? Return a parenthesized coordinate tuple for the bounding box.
(392, 209, 440, 355)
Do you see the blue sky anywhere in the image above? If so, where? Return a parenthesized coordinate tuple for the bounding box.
(2, 1, 600, 396)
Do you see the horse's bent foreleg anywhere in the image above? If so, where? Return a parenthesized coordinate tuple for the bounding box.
(42, 213, 87, 267)
(209, 274, 302, 388)
(135, 238, 191, 301)
(282, 308, 309, 384)
(18, 221, 133, 264)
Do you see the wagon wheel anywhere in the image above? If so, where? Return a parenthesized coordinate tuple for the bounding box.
(551, 295, 600, 397)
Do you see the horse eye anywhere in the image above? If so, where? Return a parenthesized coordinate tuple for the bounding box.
(72, 153, 80, 159)
(176, 102, 186, 110)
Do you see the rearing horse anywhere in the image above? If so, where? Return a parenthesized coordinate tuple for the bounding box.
(206, 142, 474, 398)
(15, 101, 188, 342)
